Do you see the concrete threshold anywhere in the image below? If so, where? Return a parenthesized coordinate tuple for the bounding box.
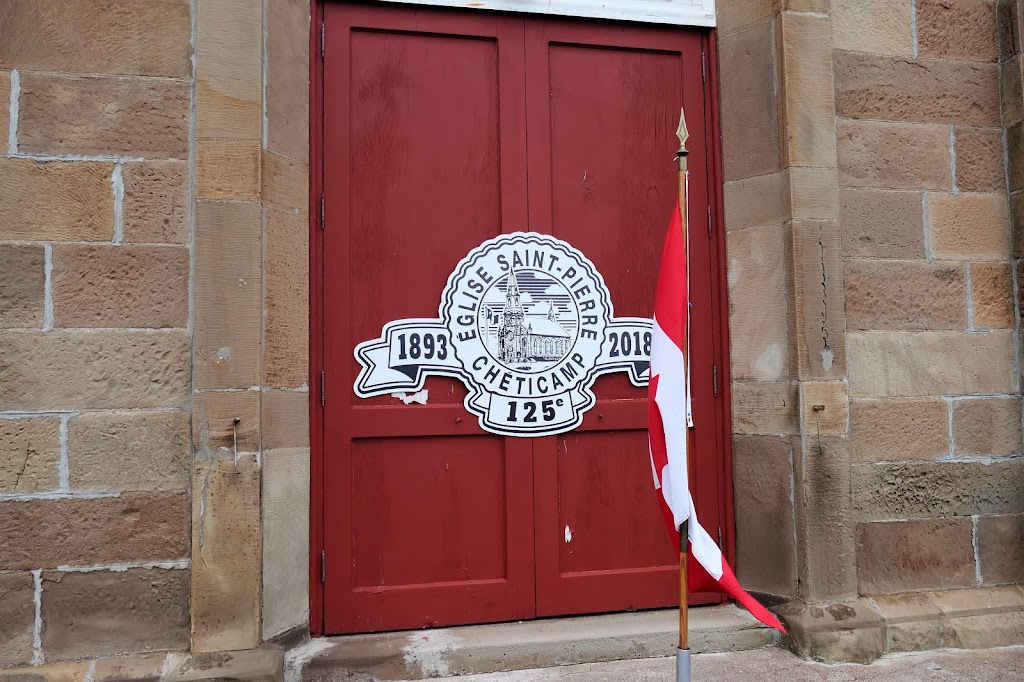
(298, 605, 779, 681)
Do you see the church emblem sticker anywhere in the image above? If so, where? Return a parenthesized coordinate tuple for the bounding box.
(353, 233, 652, 437)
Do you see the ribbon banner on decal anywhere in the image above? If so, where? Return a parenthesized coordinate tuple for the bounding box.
(354, 233, 652, 437)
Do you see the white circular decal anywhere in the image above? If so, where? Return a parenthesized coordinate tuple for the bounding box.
(354, 232, 651, 437)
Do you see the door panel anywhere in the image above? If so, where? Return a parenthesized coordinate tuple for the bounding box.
(525, 19, 721, 616)
(322, 4, 533, 633)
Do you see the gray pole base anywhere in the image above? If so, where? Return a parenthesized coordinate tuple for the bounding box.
(676, 648, 691, 682)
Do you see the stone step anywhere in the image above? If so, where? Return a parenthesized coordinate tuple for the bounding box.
(295, 605, 779, 681)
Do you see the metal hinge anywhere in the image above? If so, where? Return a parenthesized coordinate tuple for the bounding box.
(707, 205, 712, 239)
(718, 527, 723, 549)
(320, 370, 326, 407)
(321, 550, 326, 583)
(712, 364, 718, 397)
(321, 21, 325, 58)
(320, 195, 325, 230)
(701, 50, 706, 83)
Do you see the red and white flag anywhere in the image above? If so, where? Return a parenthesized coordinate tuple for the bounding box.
(648, 203, 786, 633)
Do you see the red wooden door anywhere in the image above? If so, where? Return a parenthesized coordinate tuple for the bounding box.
(320, 2, 725, 635)
(524, 20, 721, 616)
(322, 5, 535, 634)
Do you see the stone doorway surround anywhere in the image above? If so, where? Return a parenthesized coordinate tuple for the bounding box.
(2, 0, 1024, 673)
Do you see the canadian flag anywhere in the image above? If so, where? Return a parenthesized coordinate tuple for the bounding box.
(648, 203, 786, 633)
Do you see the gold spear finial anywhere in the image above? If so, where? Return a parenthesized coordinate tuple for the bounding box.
(676, 107, 689, 158)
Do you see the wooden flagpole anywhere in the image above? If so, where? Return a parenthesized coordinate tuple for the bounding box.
(675, 108, 692, 682)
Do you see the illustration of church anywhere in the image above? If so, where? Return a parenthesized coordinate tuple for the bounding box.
(497, 270, 572, 365)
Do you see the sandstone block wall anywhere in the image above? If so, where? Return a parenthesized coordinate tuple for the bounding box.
(0, 1, 193, 666)
(0, 0, 312, 668)
(723, 0, 1024, 604)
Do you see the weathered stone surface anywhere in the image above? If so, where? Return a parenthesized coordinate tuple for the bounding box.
(263, 447, 311, 639)
(0, 1, 191, 77)
(724, 173, 787, 230)
(1002, 57, 1024, 126)
(918, 0, 999, 62)
(777, 13, 836, 168)
(794, 438, 858, 601)
(266, 0, 310, 161)
(265, 208, 309, 387)
(196, 139, 262, 200)
(0, 244, 45, 328)
(0, 417, 61, 493)
(0, 158, 113, 241)
(1008, 121, 1024, 191)
(262, 390, 310, 450)
(931, 584, 1024, 613)
(956, 127, 1006, 192)
(727, 226, 790, 381)
(192, 391, 261, 456)
(834, 53, 1000, 126)
(52, 245, 189, 329)
(731, 382, 799, 434)
(717, 0, 774, 33)
(194, 201, 262, 390)
(0, 572, 35, 666)
(67, 411, 190, 492)
(953, 396, 1022, 455)
(164, 648, 284, 682)
(831, 0, 913, 56)
(850, 399, 949, 462)
(776, 598, 885, 664)
(978, 514, 1024, 584)
(192, 456, 261, 652)
(719, 23, 780, 181)
(799, 382, 849, 436)
(788, 167, 840, 221)
(971, 263, 1015, 329)
(932, 586, 1024, 648)
(870, 593, 942, 652)
(999, 0, 1022, 61)
(852, 460, 1024, 520)
(837, 119, 951, 190)
(91, 653, 170, 681)
(262, 151, 308, 213)
(844, 260, 966, 331)
(0, 71, 8, 142)
(733, 435, 797, 597)
(1014, 192, 1024, 257)
(847, 330, 1016, 397)
(0, 330, 190, 410)
(41, 568, 189, 661)
(0, 493, 188, 569)
(121, 161, 189, 244)
(18, 73, 189, 159)
(840, 189, 925, 259)
(786, 221, 846, 380)
(197, 0, 262, 139)
(927, 192, 1010, 260)
(857, 518, 976, 593)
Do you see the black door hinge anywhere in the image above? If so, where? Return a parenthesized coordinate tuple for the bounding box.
(713, 365, 718, 397)
(320, 370, 326, 407)
(320, 195, 325, 230)
(321, 22, 325, 58)
(321, 550, 326, 583)
(701, 50, 706, 83)
(707, 206, 712, 239)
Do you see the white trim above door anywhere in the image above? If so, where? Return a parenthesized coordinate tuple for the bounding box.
(370, 0, 716, 27)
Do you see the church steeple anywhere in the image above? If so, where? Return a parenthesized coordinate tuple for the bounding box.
(505, 268, 524, 315)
